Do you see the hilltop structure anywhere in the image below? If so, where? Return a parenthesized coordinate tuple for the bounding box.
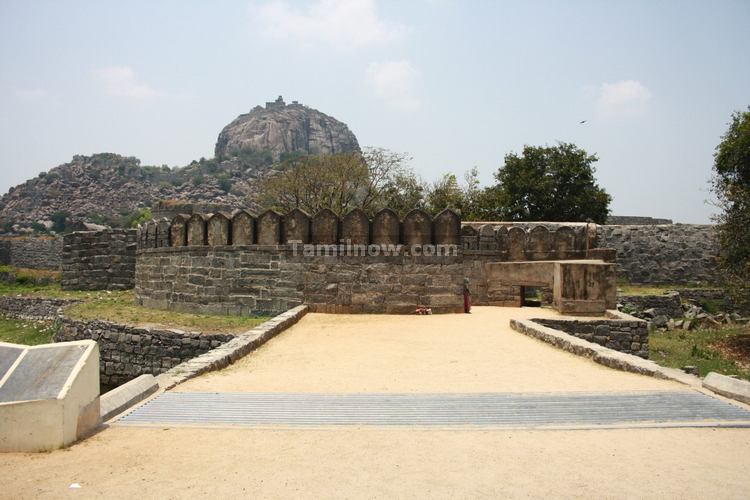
(215, 96, 360, 160)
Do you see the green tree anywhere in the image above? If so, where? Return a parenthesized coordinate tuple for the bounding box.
(712, 106, 750, 307)
(259, 148, 424, 216)
(425, 174, 464, 213)
(127, 207, 153, 228)
(50, 211, 70, 233)
(486, 142, 611, 223)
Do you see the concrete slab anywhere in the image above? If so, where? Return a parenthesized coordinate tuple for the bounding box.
(0, 340, 100, 452)
(0, 344, 87, 403)
(704, 372, 750, 405)
(0, 343, 24, 380)
(101, 374, 159, 422)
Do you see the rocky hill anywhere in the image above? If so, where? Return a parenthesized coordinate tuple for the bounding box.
(215, 96, 360, 160)
(0, 98, 359, 231)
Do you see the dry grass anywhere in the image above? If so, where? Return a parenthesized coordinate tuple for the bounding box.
(0, 281, 269, 334)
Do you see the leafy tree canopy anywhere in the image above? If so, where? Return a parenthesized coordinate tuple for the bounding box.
(482, 142, 611, 224)
(713, 106, 750, 307)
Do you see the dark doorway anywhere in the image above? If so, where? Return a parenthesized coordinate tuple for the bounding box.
(520, 286, 542, 307)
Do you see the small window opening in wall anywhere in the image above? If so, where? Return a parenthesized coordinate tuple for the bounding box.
(521, 286, 542, 307)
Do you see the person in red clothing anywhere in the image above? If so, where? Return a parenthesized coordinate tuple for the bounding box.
(463, 277, 471, 313)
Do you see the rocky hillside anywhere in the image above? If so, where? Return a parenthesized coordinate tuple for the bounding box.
(215, 96, 360, 160)
(0, 98, 360, 231)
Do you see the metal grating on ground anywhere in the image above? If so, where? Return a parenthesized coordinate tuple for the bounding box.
(116, 391, 750, 428)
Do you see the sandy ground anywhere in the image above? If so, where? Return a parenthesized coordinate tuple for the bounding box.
(176, 307, 687, 393)
(2, 426, 749, 499)
(4, 307, 749, 498)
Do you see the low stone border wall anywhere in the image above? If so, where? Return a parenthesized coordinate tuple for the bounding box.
(510, 317, 700, 387)
(0, 296, 78, 320)
(100, 374, 160, 421)
(56, 319, 234, 387)
(703, 372, 750, 405)
(533, 311, 649, 358)
(156, 305, 309, 390)
(619, 293, 682, 319)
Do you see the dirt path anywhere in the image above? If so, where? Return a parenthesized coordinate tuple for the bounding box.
(176, 307, 686, 393)
(2, 426, 749, 499)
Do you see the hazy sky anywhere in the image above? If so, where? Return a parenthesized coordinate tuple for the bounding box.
(1, 0, 748, 223)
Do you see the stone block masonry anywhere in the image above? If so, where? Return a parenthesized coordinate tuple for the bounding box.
(598, 224, 718, 284)
(61, 229, 137, 290)
(0, 236, 63, 270)
(618, 293, 683, 319)
(0, 296, 78, 321)
(533, 312, 649, 359)
(55, 318, 234, 387)
(135, 246, 465, 316)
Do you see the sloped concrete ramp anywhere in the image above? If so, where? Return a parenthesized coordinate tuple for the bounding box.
(118, 391, 750, 429)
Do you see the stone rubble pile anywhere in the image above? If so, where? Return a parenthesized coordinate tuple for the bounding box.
(628, 300, 750, 331)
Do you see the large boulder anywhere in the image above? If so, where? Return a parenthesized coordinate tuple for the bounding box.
(215, 96, 360, 161)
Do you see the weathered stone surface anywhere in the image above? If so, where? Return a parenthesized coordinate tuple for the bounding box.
(207, 213, 230, 246)
(526, 226, 552, 260)
(215, 96, 360, 161)
(145, 221, 157, 249)
(403, 209, 432, 246)
(0, 296, 77, 320)
(311, 209, 339, 245)
(135, 246, 464, 316)
(507, 227, 526, 261)
(341, 209, 369, 245)
(55, 318, 233, 388)
(598, 224, 719, 284)
(0, 236, 62, 270)
(619, 293, 683, 319)
(372, 208, 400, 245)
(495, 226, 509, 255)
(187, 214, 208, 246)
(170, 214, 188, 247)
(256, 210, 282, 245)
(156, 218, 171, 248)
(554, 226, 576, 259)
(478, 224, 497, 252)
(461, 225, 478, 250)
(61, 229, 137, 291)
(231, 210, 255, 246)
(283, 208, 311, 244)
(533, 316, 649, 359)
(433, 209, 460, 246)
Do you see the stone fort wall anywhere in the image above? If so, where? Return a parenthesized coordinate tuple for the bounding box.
(0, 236, 63, 270)
(61, 229, 137, 290)
(134, 209, 600, 315)
(598, 224, 719, 284)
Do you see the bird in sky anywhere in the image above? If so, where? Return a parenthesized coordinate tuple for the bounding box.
(579, 120, 588, 124)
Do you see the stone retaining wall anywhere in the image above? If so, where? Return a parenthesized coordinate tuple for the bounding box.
(618, 293, 683, 319)
(533, 313, 649, 358)
(598, 224, 718, 284)
(55, 318, 234, 387)
(61, 229, 137, 290)
(0, 296, 77, 320)
(0, 236, 63, 270)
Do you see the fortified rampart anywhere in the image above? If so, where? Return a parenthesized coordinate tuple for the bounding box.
(598, 224, 719, 284)
(61, 229, 137, 290)
(134, 209, 610, 315)
(0, 236, 62, 270)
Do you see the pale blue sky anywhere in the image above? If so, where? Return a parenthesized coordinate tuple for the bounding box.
(1, 0, 748, 223)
